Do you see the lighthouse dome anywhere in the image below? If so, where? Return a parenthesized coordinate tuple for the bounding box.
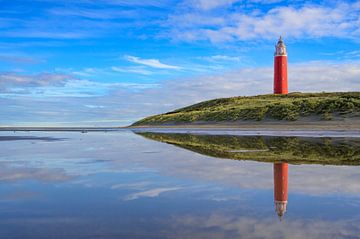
(275, 36, 287, 56)
(275, 201, 287, 220)
(278, 36, 284, 43)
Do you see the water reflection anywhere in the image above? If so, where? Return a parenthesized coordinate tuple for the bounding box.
(274, 163, 288, 219)
(135, 131, 360, 221)
(0, 130, 359, 238)
(136, 132, 360, 165)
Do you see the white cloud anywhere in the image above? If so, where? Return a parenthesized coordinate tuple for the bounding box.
(166, 2, 360, 42)
(92, 0, 172, 7)
(48, 8, 137, 20)
(4, 30, 92, 39)
(0, 54, 41, 64)
(0, 2, 164, 40)
(84, 104, 105, 109)
(188, 0, 240, 10)
(125, 55, 182, 69)
(111, 66, 153, 75)
(0, 72, 74, 91)
(0, 72, 158, 98)
(72, 68, 98, 77)
(202, 55, 241, 62)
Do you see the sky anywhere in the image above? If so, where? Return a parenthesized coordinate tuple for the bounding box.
(0, 0, 359, 126)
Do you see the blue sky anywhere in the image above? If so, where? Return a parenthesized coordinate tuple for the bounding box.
(1, 0, 360, 126)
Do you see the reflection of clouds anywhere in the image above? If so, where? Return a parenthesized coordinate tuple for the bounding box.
(0, 163, 71, 182)
(0, 191, 39, 201)
(0, 131, 360, 196)
(167, 214, 360, 239)
(124, 187, 182, 201)
(290, 165, 360, 196)
(111, 181, 151, 190)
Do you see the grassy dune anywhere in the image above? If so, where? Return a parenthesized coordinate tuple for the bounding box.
(132, 92, 360, 126)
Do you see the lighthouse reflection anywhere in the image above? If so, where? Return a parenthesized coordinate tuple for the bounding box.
(273, 162, 288, 220)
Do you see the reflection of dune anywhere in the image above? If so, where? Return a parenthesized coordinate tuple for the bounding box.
(133, 132, 360, 195)
(136, 132, 360, 165)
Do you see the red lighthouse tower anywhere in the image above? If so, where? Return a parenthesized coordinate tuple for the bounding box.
(274, 36, 288, 94)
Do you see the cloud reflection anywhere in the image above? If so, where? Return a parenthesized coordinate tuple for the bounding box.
(124, 187, 182, 201)
(167, 214, 360, 239)
(0, 131, 359, 197)
(0, 163, 71, 182)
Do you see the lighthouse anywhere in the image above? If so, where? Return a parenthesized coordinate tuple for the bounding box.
(274, 36, 288, 94)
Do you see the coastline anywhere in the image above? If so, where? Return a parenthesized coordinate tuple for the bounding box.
(130, 120, 360, 138)
(129, 119, 360, 131)
(1, 119, 359, 137)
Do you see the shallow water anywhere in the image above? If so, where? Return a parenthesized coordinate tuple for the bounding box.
(0, 130, 359, 239)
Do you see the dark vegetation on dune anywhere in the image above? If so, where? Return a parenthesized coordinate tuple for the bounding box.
(136, 132, 360, 166)
(132, 92, 360, 126)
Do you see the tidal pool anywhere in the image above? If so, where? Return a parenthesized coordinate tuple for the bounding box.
(0, 130, 359, 239)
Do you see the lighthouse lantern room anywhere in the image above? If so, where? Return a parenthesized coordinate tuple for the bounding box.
(274, 36, 288, 94)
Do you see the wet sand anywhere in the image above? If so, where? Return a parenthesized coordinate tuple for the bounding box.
(1, 119, 359, 137)
(131, 128, 360, 138)
(130, 119, 360, 130)
(129, 119, 360, 137)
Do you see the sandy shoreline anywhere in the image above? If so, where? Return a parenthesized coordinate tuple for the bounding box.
(1, 120, 359, 137)
(130, 119, 360, 130)
(131, 128, 360, 137)
(2, 121, 360, 131)
(129, 120, 360, 137)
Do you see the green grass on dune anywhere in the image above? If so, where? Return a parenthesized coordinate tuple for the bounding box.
(132, 92, 360, 126)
